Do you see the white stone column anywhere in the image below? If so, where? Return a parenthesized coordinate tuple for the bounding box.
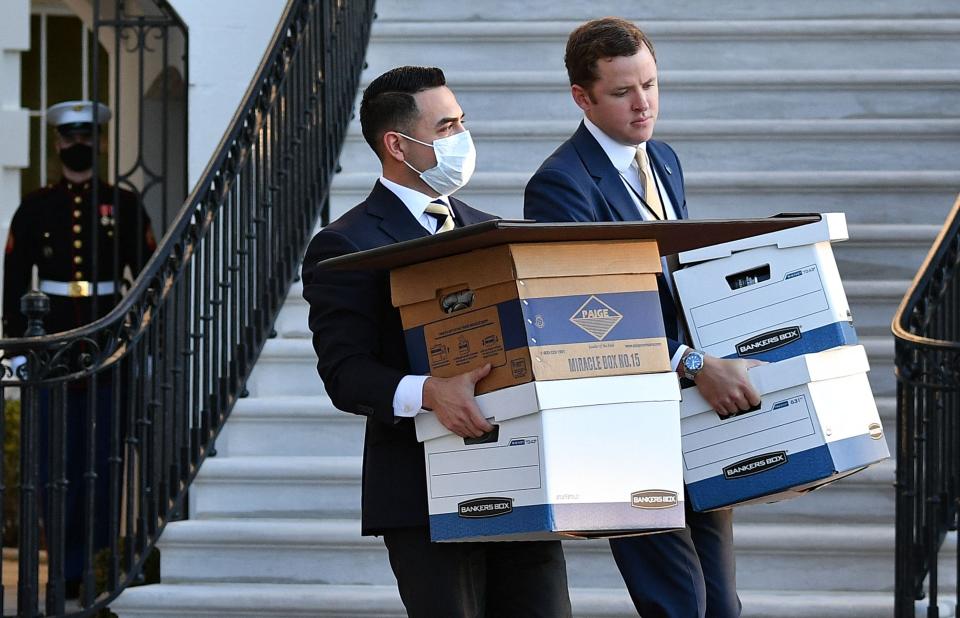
(167, 0, 287, 189)
(0, 0, 31, 308)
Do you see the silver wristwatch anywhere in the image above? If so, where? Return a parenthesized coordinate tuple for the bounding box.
(681, 349, 705, 381)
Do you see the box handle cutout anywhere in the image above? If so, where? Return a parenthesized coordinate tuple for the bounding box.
(464, 425, 499, 446)
(441, 289, 475, 313)
(719, 402, 762, 420)
(725, 264, 771, 290)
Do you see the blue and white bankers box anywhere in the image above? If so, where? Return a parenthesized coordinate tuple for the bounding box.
(679, 345, 889, 511)
(415, 373, 684, 541)
(672, 213, 855, 362)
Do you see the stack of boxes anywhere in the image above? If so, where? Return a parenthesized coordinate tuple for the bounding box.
(392, 240, 686, 541)
(374, 212, 888, 540)
(672, 213, 889, 511)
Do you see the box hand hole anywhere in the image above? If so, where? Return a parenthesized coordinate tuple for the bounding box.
(441, 289, 475, 313)
(719, 401, 762, 420)
(725, 264, 771, 290)
(464, 425, 499, 445)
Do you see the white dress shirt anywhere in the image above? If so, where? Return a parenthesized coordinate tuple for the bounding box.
(378, 177, 454, 418)
(582, 117, 689, 370)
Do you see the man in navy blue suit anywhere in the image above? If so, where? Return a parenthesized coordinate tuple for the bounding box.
(302, 66, 571, 618)
(524, 18, 762, 618)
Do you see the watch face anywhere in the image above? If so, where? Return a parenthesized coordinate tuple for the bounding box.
(685, 352, 704, 372)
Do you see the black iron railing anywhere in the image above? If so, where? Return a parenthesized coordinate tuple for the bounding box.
(894, 193, 960, 618)
(0, 0, 374, 615)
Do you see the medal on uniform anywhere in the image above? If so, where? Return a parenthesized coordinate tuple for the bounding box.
(99, 203, 115, 227)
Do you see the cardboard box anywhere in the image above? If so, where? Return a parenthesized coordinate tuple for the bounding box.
(673, 213, 857, 361)
(679, 345, 889, 512)
(393, 241, 671, 395)
(416, 373, 685, 541)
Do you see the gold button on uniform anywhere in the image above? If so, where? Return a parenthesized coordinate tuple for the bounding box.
(74, 272, 84, 280)
(73, 209, 81, 218)
(73, 240, 82, 249)
(73, 196, 82, 204)
(73, 224, 81, 233)
(73, 256, 83, 265)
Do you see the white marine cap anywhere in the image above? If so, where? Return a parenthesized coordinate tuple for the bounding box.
(46, 100, 112, 135)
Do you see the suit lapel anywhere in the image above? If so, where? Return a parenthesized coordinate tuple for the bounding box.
(449, 197, 491, 227)
(571, 123, 643, 222)
(365, 180, 432, 243)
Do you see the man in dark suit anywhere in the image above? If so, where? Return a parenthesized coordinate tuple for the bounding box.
(302, 66, 571, 618)
(524, 18, 762, 618)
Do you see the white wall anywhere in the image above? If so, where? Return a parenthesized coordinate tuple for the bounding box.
(0, 0, 31, 306)
(169, 0, 288, 189)
(0, 0, 31, 221)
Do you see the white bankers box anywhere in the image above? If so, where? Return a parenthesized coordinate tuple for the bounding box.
(415, 374, 684, 542)
(673, 213, 856, 362)
(680, 345, 889, 512)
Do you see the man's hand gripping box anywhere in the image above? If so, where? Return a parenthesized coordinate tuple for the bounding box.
(679, 345, 889, 512)
(673, 213, 856, 361)
(415, 374, 685, 541)
(392, 241, 671, 395)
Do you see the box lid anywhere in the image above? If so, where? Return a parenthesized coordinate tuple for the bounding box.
(390, 240, 661, 307)
(678, 213, 847, 265)
(315, 216, 821, 272)
(415, 372, 681, 442)
(679, 344, 869, 419)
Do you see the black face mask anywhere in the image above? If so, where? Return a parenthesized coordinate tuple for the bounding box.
(59, 143, 93, 172)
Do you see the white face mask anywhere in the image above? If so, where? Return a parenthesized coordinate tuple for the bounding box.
(398, 130, 476, 196)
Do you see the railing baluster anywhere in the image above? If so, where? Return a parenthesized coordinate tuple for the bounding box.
(0, 1, 375, 614)
(894, 194, 960, 617)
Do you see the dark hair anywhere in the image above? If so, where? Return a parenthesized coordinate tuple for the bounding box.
(564, 18, 656, 91)
(359, 66, 446, 159)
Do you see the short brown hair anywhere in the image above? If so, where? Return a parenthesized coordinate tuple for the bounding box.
(565, 18, 656, 90)
(359, 66, 446, 159)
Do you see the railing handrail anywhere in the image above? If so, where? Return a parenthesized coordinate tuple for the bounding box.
(0, 0, 375, 614)
(0, 0, 296, 361)
(892, 192, 960, 349)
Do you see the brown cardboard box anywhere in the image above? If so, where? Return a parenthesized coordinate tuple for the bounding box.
(392, 240, 671, 395)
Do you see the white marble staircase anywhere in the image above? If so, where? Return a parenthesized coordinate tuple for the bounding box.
(112, 1, 960, 616)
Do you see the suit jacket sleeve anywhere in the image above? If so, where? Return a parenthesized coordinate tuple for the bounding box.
(301, 228, 406, 426)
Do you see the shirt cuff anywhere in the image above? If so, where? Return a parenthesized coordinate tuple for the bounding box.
(393, 374, 429, 418)
(671, 345, 690, 373)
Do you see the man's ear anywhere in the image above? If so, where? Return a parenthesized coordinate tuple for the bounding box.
(381, 131, 405, 162)
(571, 84, 593, 112)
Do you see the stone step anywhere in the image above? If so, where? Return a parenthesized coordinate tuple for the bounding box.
(339, 118, 960, 174)
(188, 451, 896, 524)
(365, 20, 960, 75)
(155, 518, 956, 592)
(329, 170, 960, 223)
(217, 389, 896, 457)
(217, 396, 362, 457)
(354, 69, 960, 122)
(374, 0, 960, 21)
(734, 459, 895, 524)
(245, 339, 328, 397)
(838, 224, 939, 280)
(283, 277, 912, 340)
(111, 582, 957, 618)
(189, 457, 362, 519)
(248, 332, 897, 398)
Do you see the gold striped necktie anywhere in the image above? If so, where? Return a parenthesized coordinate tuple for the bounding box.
(635, 148, 666, 221)
(424, 199, 455, 233)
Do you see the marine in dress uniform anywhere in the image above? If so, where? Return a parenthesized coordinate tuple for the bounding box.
(2, 100, 156, 598)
